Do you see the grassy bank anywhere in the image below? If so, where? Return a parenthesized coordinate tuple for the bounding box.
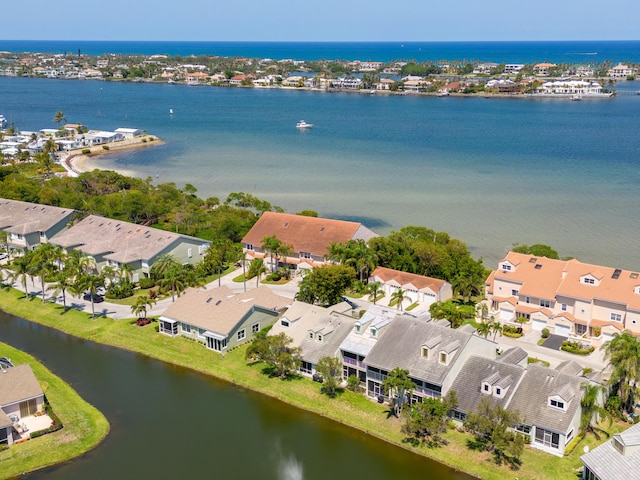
(0, 286, 617, 480)
(0, 340, 109, 480)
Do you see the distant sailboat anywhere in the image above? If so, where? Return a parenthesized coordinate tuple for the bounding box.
(169, 108, 174, 115)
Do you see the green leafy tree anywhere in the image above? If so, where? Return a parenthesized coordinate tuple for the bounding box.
(53, 111, 66, 125)
(603, 331, 640, 413)
(382, 367, 414, 416)
(316, 356, 343, 398)
(464, 397, 524, 468)
(475, 320, 492, 339)
(159, 264, 186, 302)
(246, 332, 302, 379)
(512, 243, 559, 259)
(296, 264, 355, 306)
(401, 391, 457, 447)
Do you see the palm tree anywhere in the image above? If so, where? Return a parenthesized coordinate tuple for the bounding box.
(50, 268, 75, 311)
(9, 255, 33, 299)
(43, 137, 58, 161)
(150, 253, 180, 281)
(29, 243, 61, 304)
(580, 383, 611, 439)
(0, 231, 10, 262)
(131, 295, 157, 319)
(261, 235, 288, 273)
(367, 281, 382, 304)
(490, 320, 503, 341)
(119, 263, 134, 284)
(159, 265, 186, 302)
(391, 288, 406, 311)
(77, 273, 105, 319)
(476, 320, 492, 339)
(35, 152, 55, 178)
(247, 258, 267, 287)
(603, 331, 640, 413)
(382, 367, 414, 416)
(53, 111, 66, 125)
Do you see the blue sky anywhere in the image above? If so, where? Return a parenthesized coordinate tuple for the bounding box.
(4, 0, 638, 41)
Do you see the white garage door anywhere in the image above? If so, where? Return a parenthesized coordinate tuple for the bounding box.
(499, 309, 514, 321)
(555, 324, 570, 337)
(532, 319, 547, 331)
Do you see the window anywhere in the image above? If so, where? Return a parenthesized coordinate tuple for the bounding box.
(421, 347, 430, 359)
(535, 428, 560, 449)
(540, 299, 550, 308)
(299, 251, 312, 259)
(280, 320, 289, 327)
(251, 323, 260, 333)
(584, 277, 595, 285)
(300, 360, 312, 374)
(575, 323, 587, 336)
(246, 243, 254, 251)
(355, 323, 361, 334)
(495, 387, 501, 396)
(317, 335, 323, 342)
(611, 312, 622, 322)
(483, 383, 490, 393)
(439, 352, 447, 364)
(371, 327, 377, 338)
(511, 289, 518, 296)
(181, 323, 191, 333)
(516, 424, 531, 435)
(309, 331, 314, 339)
(525, 297, 530, 304)
(198, 328, 206, 337)
(237, 329, 246, 341)
(550, 399, 565, 409)
(561, 303, 567, 311)
(501, 264, 512, 271)
(187, 248, 193, 258)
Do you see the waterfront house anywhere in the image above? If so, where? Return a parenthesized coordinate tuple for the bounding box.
(339, 305, 414, 384)
(485, 251, 640, 343)
(0, 364, 45, 446)
(241, 211, 378, 273)
(504, 64, 525, 74)
(533, 63, 557, 75)
(508, 362, 585, 456)
(114, 128, 144, 139)
(448, 349, 528, 422)
(49, 214, 210, 281)
(536, 80, 603, 96)
(0, 198, 77, 253)
(363, 316, 496, 401)
(607, 63, 634, 78)
(581, 421, 640, 479)
(473, 63, 498, 75)
(369, 266, 452, 310)
(269, 300, 357, 378)
(158, 285, 291, 352)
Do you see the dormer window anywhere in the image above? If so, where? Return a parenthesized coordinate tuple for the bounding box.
(421, 346, 430, 359)
(583, 277, 595, 285)
(355, 323, 361, 334)
(246, 243, 254, 251)
(439, 352, 448, 365)
(280, 319, 289, 327)
(482, 383, 491, 394)
(309, 331, 314, 339)
(371, 327, 377, 338)
(495, 387, 501, 396)
(300, 251, 312, 259)
(549, 399, 565, 410)
(501, 263, 512, 271)
(317, 334, 323, 342)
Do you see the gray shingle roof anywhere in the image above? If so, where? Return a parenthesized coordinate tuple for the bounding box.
(0, 364, 43, 407)
(364, 316, 473, 386)
(498, 347, 528, 366)
(508, 362, 584, 433)
(0, 197, 75, 234)
(581, 422, 640, 479)
(449, 356, 526, 414)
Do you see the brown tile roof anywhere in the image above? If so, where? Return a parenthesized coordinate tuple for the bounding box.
(0, 364, 43, 407)
(0, 198, 75, 235)
(491, 251, 640, 313)
(241, 212, 378, 258)
(160, 285, 292, 336)
(370, 266, 447, 293)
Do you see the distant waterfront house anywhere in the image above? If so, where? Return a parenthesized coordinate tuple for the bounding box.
(369, 266, 452, 309)
(537, 80, 603, 95)
(0, 198, 76, 252)
(0, 364, 45, 446)
(473, 63, 498, 75)
(114, 128, 144, 139)
(363, 316, 496, 402)
(83, 131, 124, 146)
(485, 251, 640, 343)
(241, 211, 378, 272)
(504, 64, 525, 74)
(158, 286, 291, 352)
(581, 421, 640, 479)
(50, 214, 210, 280)
(608, 63, 634, 78)
(269, 300, 356, 378)
(533, 62, 557, 75)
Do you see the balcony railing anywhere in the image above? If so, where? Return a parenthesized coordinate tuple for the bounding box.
(343, 357, 366, 369)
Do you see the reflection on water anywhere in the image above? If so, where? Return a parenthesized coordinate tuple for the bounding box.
(278, 453, 304, 480)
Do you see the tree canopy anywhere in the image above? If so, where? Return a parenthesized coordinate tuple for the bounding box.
(296, 264, 355, 306)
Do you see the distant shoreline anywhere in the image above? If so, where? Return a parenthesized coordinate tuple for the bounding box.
(61, 135, 163, 176)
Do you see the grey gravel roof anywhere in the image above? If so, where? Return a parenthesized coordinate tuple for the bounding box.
(449, 356, 526, 414)
(0, 364, 43, 407)
(508, 362, 584, 433)
(581, 422, 640, 479)
(364, 316, 473, 385)
(498, 347, 528, 366)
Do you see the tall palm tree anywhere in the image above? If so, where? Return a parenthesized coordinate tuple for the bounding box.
(580, 383, 611, 439)
(248, 258, 267, 287)
(159, 265, 186, 302)
(476, 320, 492, 339)
(76, 273, 105, 319)
(367, 281, 382, 304)
(150, 253, 180, 281)
(50, 268, 75, 311)
(391, 288, 406, 311)
(382, 367, 414, 416)
(29, 243, 61, 303)
(53, 111, 66, 125)
(603, 331, 640, 413)
(131, 295, 157, 319)
(43, 137, 58, 161)
(9, 255, 33, 299)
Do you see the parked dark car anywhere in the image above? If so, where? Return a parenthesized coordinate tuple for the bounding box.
(83, 292, 105, 303)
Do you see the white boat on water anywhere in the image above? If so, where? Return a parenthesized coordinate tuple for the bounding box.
(296, 120, 313, 129)
(571, 94, 583, 101)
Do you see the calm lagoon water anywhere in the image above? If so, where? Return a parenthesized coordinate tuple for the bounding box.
(2, 75, 640, 269)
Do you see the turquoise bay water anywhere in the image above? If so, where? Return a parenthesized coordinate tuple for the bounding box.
(2, 76, 640, 269)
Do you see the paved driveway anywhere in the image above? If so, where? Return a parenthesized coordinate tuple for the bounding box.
(541, 334, 565, 351)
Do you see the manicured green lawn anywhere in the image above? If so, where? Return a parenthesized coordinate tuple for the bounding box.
(0, 341, 109, 480)
(0, 286, 621, 480)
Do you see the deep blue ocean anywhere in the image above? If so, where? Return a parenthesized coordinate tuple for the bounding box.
(1, 39, 640, 63)
(1, 41, 640, 270)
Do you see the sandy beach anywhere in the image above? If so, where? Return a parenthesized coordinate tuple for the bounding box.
(61, 135, 164, 176)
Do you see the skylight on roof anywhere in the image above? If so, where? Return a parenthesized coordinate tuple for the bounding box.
(529, 257, 537, 263)
(535, 264, 542, 270)
(612, 269, 622, 279)
(631, 273, 639, 279)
